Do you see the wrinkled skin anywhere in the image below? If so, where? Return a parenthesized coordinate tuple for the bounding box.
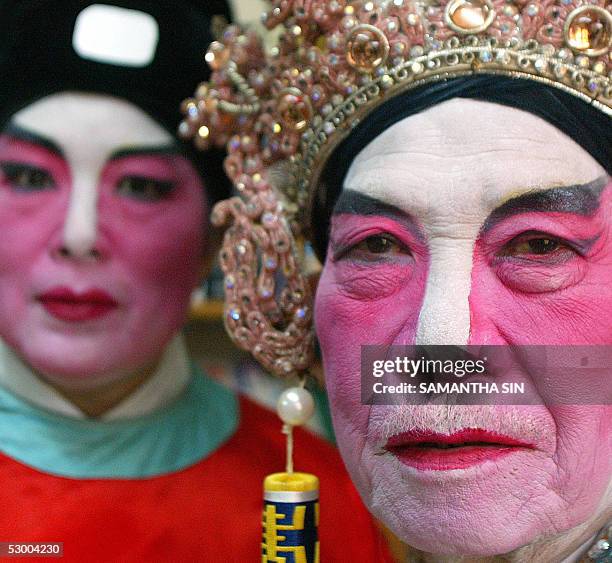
(315, 100, 612, 558)
(0, 93, 207, 390)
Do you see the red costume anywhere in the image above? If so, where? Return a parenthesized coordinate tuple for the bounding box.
(0, 395, 392, 562)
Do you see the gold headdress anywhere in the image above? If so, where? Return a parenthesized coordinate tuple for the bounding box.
(180, 0, 611, 378)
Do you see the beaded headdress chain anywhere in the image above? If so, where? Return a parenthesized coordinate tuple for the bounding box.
(180, 0, 611, 379)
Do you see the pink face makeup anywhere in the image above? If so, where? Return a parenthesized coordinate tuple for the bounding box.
(0, 93, 207, 388)
(470, 184, 612, 345)
(328, 211, 425, 301)
(314, 100, 612, 557)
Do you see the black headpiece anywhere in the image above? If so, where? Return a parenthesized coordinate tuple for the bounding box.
(0, 0, 232, 202)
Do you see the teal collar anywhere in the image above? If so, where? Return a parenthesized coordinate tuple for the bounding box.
(0, 366, 238, 479)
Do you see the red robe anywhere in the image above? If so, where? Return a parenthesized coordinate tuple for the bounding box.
(0, 395, 392, 562)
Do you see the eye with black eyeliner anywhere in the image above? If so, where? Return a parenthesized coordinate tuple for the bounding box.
(499, 230, 579, 262)
(0, 162, 56, 192)
(337, 233, 412, 261)
(116, 176, 176, 202)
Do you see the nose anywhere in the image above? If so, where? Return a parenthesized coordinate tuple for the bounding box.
(415, 239, 474, 346)
(56, 171, 101, 260)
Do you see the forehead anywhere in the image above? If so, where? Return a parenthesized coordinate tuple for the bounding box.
(344, 99, 605, 219)
(10, 92, 173, 157)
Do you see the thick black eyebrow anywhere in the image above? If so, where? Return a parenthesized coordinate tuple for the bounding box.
(483, 177, 608, 232)
(109, 145, 182, 161)
(3, 123, 64, 157)
(332, 189, 425, 242)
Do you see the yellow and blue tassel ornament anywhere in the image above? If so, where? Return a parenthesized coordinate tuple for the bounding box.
(262, 384, 319, 563)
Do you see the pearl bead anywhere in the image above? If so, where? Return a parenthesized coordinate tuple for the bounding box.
(277, 387, 315, 426)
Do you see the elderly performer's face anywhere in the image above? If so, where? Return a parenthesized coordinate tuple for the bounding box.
(315, 100, 611, 556)
(0, 93, 206, 387)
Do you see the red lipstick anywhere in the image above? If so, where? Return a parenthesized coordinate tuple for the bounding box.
(385, 428, 534, 471)
(38, 287, 118, 322)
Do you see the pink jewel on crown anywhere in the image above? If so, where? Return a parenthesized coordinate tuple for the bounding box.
(180, 0, 611, 378)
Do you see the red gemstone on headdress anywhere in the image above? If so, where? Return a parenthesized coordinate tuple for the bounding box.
(277, 89, 313, 131)
(565, 6, 612, 56)
(346, 24, 390, 72)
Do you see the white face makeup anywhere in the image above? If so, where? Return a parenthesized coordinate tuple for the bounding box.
(13, 93, 174, 258)
(314, 99, 612, 557)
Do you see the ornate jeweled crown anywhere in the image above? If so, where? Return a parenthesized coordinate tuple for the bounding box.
(181, 0, 611, 378)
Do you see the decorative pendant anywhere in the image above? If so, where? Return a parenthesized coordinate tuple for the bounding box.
(262, 384, 319, 562)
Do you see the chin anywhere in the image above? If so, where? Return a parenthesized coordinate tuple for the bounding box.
(10, 314, 181, 386)
(342, 444, 582, 559)
(375, 504, 538, 557)
(365, 484, 545, 557)
(17, 336, 154, 390)
(29, 352, 132, 389)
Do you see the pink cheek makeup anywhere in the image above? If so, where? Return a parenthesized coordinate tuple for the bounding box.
(493, 259, 588, 293)
(327, 213, 425, 301)
(469, 185, 612, 345)
(331, 261, 415, 301)
(94, 154, 206, 295)
(99, 155, 207, 241)
(0, 136, 70, 285)
(0, 136, 69, 199)
(315, 212, 429, 350)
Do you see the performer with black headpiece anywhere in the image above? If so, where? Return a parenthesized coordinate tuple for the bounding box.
(0, 2, 387, 560)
